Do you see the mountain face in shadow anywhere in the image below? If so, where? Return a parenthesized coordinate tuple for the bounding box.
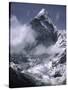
(30, 9, 58, 47)
(9, 67, 37, 88)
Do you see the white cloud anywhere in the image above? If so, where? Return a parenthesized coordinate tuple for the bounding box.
(30, 44, 48, 55)
(10, 16, 37, 53)
(10, 15, 20, 28)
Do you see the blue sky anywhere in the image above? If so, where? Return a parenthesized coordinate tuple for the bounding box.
(9, 2, 66, 30)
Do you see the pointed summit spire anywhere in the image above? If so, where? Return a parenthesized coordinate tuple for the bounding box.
(38, 8, 45, 16)
(35, 8, 48, 18)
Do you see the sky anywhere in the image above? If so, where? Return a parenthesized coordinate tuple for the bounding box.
(9, 2, 66, 30)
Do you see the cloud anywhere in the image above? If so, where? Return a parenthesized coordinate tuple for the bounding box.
(30, 35, 65, 56)
(10, 15, 65, 55)
(30, 44, 48, 55)
(10, 16, 37, 53)
(10, 15, 20, 28)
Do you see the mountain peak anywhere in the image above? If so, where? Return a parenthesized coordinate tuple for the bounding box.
(35, 8, 48, 18)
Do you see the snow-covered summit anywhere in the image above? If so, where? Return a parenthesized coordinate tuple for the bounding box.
(35, 8, 48, 18)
